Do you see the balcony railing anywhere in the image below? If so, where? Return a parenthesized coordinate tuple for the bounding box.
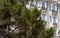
(42, 7, 47, 10)
(53, 22, 57, 26)
(52, 10, 57, 16)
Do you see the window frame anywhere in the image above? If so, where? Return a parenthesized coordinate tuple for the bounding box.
(53, 16, 57, 23)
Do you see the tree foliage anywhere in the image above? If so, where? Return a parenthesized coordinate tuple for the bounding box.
(0, 0, 54, 38)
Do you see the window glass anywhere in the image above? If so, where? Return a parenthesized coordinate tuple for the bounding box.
(45, 3, 47, 8)
(42, 0, 47, 9)
(42, 2, 45, 7)
(42, 10, 46, 21)
(19, 0, 22, 2)
(42, 0, 45, 8)
(55, 5, 57, 11)
(58, 6, 60, 13)
(52, 3, 57, 11)
(53, 16, 56, 23)
(30, 3, 35, 7)
(48, 3, 51, 11)
(52, 4, 55, 10)
(50, 16, 52, 22)
(42, 14, 46, 20)
(53, 24, 57, 35)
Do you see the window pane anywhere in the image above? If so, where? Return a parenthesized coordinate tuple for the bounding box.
(48, 3, 51, 10)
(42, 0, 45, 8)
(30, 3, 35, 7)
(53, 16, 56, 23)
(42, 14, 46, 20)
(52, 3, 57, 11)
(52, 4, 55, 10)
(55, 5, 57, 11)
(42, 2, 45, 7)
(53, 25, 57, 36)
(58, 6, 60, 13)
(50, 16, 52, 22)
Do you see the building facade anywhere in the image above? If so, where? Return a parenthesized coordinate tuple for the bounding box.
(26, 0, 60, 37)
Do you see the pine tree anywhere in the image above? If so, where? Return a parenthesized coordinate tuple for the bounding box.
(0, 0, 54, 38)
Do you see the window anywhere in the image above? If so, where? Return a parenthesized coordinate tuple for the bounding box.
(42, 0, 45, 9)
(53, 16, 57, 23)
(50, 16, 52, 22)
(30, 3, 35, 7)
(42, 2, 45, 7)
(37, 2, 41, 8)
(55, 5, 57, 11)
(52, 3, 57, 11)
(53, 24, 57, 36)
(45, 3, 47, 8)
(41, 10, 47, 21)
(53, 16, 58, 36)
(53, 16, 56, 23)
(52, 4, 55, 10)
(58, 6, 60, 13)
(41, 14, 46, 21)
(49, 16, 57, 23)
(48, 3, 51, 11)
(42, 14, 45, 19)
(42, 0, 47, 10)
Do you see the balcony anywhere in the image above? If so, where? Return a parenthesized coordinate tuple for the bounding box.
(53, 22, 57, 26)
(52, 10, 57, 16)
(42, 7, 45, 10)
(42, 7, 47, 10)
